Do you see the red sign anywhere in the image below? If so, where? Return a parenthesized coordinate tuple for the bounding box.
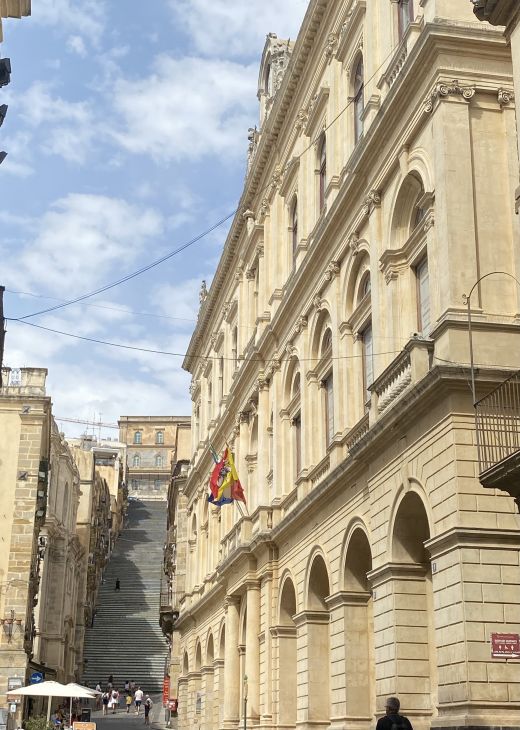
(162, 675, 170, 706)
(491, 633, 520, 658)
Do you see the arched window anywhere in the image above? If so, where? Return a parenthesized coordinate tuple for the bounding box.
(398, 0, 414, 40)
(321, 329, 334, 447)
(155, 454, 163, 468)
(232, 326, 238, 369)
(291, 196, 298, 261)
(412, 184, 426, 230)
(292, 373, 302, 477)
(353, 57, 364, 143)
(155, 431, 164, 445)
(133, 431, 142, 445)
(265, 62, 273, 97)
(318, 136, 327, 213)
(415, 256, 431, 335)
(358, 272, 371, 304)
(362, 323, 373, 406)
(133, 454, 141, 467)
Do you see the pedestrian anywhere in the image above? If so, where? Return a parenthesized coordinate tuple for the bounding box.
(101, 692, 109, 716)
(126, 693, 133, 714)
(124, 679, 130, 693)
(95, 682, 102, 710)
(134, 686, 144, 715)
(115, 578, 121, 591)
(144, 695, 153, 725)
(111, 688, 119, 714)
(376, 697, 414, 730)
(129, 679, 136, 693)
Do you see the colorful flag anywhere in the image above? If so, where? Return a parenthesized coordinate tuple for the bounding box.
(208, 447, 246, 507)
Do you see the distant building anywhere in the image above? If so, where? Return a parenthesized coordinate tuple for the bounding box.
(0, 0, 30, 42)
(119, 416, 191, 498)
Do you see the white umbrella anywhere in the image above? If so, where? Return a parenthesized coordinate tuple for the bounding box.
(9, 680, 95, 723)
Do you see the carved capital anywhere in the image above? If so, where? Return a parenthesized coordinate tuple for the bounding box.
(324, 33, 338, 59)
(348, 232, 360, 257)
(362, 190, 381, 217)
(423, 211, 435, 232)
(295, 108, 308, 132)
(423, 79, 476, 113)
(294, 316, 308, 334)
(313, 294, 323, 311)
(498, 87, 514, 107)
(324, 260, 340, 281)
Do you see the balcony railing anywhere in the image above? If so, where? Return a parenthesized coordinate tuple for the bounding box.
(475, 369, 520, 497)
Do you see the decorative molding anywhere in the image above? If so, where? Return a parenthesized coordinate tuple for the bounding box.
(324, 260, 340, 281)
(423, 79, 476, 113)
(324, 33, 338, 60)
(305, 85, 330, 139)
(361, 190, 381, 217)
(313, 294, 323, 311)
(348, 232, 361, 257)
(336, 0, 366, 63)
(294, 108, 308, 133)
(498, 87, 514, 107)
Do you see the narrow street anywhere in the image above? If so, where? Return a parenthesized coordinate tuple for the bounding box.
(90, 694, 170, 730)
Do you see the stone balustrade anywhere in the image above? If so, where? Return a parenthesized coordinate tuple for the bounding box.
(1, 367, 48, 395)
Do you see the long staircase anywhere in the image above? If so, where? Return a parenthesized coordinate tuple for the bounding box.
(82, 500, 167, 693)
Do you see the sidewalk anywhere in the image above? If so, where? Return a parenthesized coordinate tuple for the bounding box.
(89, 695, 170, 730)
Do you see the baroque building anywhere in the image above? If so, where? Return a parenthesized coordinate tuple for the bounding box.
(119, 415, 191, 498)
(173, 2, 520, 730)
(0, 368, 84, 726)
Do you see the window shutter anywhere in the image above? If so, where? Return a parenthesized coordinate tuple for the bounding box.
(417, 258, 431, 334)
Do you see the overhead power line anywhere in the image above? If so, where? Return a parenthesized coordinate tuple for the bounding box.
(9, 42, 401, 323)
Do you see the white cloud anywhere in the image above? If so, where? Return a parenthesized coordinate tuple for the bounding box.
(14, 82, 95, 164)
(4, 194, 163, 296)
(151, 278, 203, 325)
(110, 55, 257, 162)
(33, 0, 106, 44)
(169, 0, 308, 57)
(66, 35, 87, 57)
(0, 130, 35, 177)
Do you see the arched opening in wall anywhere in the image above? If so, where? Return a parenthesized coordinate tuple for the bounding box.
(239, 605, 247, 723)
(62, 483, 70, 526)
(218, 625, 226, 727)
(205, 633, 215, 730)
(278, 577, 297, 729)
(202, 500, 209, 578)
(290, 195, 298, 265)
(344, 528, 374, 722)
(392, 492, 437, 715)
(318, 134, 327, 213)
(190, 514, 198, 586)
(232, 325, 238, 369)
(194, 641, 202, 718)
(391, 172, 426, 248)
(306, 554, 331, 723)
(249, 415, 258, 506)
(183, 651, 189, 676)
(353, 55, 364, 144)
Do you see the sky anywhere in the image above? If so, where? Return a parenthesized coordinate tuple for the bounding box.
(1, 0, 308, 437)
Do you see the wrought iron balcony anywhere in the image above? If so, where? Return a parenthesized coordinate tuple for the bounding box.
(159, 577, 179, 637)
(475, 369, 520, 506)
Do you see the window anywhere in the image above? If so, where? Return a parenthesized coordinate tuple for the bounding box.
(353, 57, 364, 143)
(154, 479, 161, 490)
(291, 196, 298, 262)
(398, 0, 414, 40)
(358, 273, 371, 305)
(318, 136, 327, 213)
(219, 356, 224, 402)
(133, 431, 142, 445)
(324, 373, 334, 447)
(362, 323, 373, 405)
(156, 431, 164, 445)
(133, 454, 141, 468)
(294, 413, 302, 477)
(232, 326, 238, 369)
(416, 257, 431, 334)
(132, 479, 138, 489)
(155, 454, 163, 468)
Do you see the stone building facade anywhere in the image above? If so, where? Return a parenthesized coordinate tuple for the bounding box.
(175, 2, 520, 730)
(0, 368, 84, 726)
(119, 416, 191, 498)
(0, 0, 30, 42)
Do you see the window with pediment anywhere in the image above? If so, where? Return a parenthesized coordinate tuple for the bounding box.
(134, 430, 142, 445)
(133, 454, 141, 468)
(321, 328, 334, 447)
(290, 195, 299, 262)
(415, 256, 431, 335)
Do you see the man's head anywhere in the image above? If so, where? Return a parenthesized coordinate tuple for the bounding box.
(385, 697, 400, 715)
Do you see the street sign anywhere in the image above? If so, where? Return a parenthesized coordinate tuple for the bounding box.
(491, 632, 520, 658)
(30, 671, 44, 684)
(162, 675, 170, 706)
(7, 677, 23, 703)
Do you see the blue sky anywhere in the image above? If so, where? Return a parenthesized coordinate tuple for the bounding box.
(1, 0, 307, 436)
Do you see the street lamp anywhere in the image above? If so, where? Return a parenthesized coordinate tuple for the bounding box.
(0, 610, 23, 643)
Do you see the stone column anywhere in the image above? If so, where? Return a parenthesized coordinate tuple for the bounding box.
(178, 675, 188, 730)
(256, 377, 270, 506)
(213, 658, 224, 730)
(294, 610, 330, 728)
(201, 665, 214, 730)
(245, 581, 261, 723)
(223, 596, 240, 728)
(261, 572, 273, 724)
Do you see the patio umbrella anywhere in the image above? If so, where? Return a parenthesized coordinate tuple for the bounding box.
(9, 680, 95, 723)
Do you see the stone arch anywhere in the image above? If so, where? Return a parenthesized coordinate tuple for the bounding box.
(282, 354, 301, 402)
(277, 574, 298, 728)
(182, 651, 189, 675)
(388, 486, 437, 716)
(194, 640, 202, 671)
(309, 307, 333, 361)
(390, 171, 427, 247)
(343, 524, 375, 722)
(250, 415, 258, 453)
(345, 250, 371, 317)
(206, 632, 214, 665)
(305, 549, 331, 611)
(218, 621, 225, 660)
(303, 550, 331, 723)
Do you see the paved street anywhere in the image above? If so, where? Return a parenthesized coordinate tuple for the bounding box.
(90, 695, 170, 730)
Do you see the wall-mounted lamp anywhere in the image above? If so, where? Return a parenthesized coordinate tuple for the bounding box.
(1, 611, 23, 643)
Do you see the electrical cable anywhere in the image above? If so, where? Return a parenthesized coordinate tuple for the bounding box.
(9, 41, 403, 323)
(9, 317, 405, 363)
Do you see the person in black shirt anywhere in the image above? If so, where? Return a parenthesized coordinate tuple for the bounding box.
(376, 696, 414, 730)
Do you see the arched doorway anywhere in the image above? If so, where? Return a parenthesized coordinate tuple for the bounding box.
(391, 491, 437, 717)
(344, 527, 374, 724)
(302, 553, 330, 725)
(278, 576, 297, 728)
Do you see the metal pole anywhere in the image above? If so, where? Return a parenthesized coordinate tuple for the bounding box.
(243, 675, 248, 730)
